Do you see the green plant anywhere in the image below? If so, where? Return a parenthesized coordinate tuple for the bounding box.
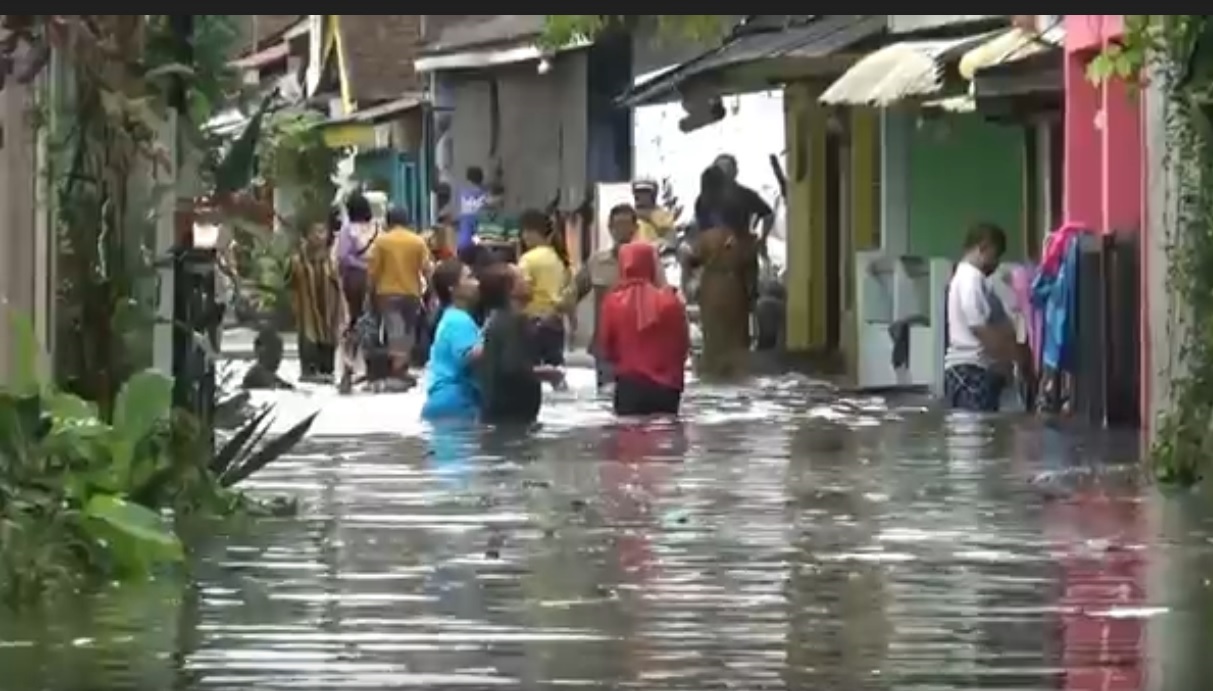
(212, 405, 318, 489)
(0, 314, 314, 603)
(0, 370, 184, 601)
(259, 110, 340, 227)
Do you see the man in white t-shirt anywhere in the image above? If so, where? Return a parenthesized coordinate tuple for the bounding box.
(944, 223, 1019, 412)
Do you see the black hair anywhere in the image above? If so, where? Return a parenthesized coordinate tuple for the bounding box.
(700, 165, 728, 201)
(477, 263, 515, 313)
(345, 191, 373, 223)
(963, 222, 1007, 255)
(254, 327, 283, 353)
(467, 166, 484, 186)
(434, 181, 452, 209)
(328, 206, 343, 234)
(609, 203, 637, 223)
(386, 206, 410, 228)
(519, 208, 549, 235)
(431, 258, 466, 308)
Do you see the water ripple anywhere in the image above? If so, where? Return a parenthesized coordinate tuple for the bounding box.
(2, 375, 1211, 689)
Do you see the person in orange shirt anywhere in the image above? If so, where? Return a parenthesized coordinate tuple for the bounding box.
(368, 207, 432, 386)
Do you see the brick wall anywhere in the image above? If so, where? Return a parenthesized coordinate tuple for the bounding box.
(339, 15, 425, 102)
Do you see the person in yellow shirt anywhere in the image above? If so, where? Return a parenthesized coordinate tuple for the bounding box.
(632, 179, 675, 244)
(368, 207, 432, 385)
(517, 209, 569, 367)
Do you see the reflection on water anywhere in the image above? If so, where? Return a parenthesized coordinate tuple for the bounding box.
(3, 375, 1213, 689)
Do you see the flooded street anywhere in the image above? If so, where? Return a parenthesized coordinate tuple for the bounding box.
(4, 369, 1213, 689)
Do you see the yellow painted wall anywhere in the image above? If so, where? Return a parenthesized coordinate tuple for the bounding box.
(782, 82, 827, 352)
(842, 107, 880, 379)
(850, 108, 880, 253)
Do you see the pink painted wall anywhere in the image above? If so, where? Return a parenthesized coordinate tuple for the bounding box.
(1065, 15, 1124, 52)
(1063, 15, 1150, 425)
(1063, 15, 1141, 233)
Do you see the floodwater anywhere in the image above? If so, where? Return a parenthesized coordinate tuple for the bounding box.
(4, 368, 1213, 690)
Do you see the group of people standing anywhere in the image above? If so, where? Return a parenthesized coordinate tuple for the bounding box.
(273, 151, 778, 424)
(284, 191, 432, 392)
(422, 199, 691, 424)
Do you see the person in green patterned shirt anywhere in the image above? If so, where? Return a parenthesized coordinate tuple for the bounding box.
(475, 184, 519, 266)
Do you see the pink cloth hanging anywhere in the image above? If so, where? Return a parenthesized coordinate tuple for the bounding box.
(1040, 223, 1084, 276)
(1009, 263, 1041, 361)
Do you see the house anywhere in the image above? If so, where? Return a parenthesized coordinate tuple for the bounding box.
(313, 15, 431, 225)
(621, 15, 890, 368)
(621, 16, 1081, 392)
(415, 15, 632, 214)
(1063, 16, 1145, 427)
(225, 16, 432, 226)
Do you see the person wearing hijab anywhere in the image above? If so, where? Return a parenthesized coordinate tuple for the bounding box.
(598, 242, 690, 416)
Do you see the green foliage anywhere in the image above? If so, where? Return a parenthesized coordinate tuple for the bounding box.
(0, 370, 184, 601)
(0, 316, 314, 604)
(540, 15, 727, 48)
(1092, 17, 1213, 485)
(213, 406, 318, 489)
(259, 110, 340, 228)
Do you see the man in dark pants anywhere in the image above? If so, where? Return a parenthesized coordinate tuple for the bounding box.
(368, 207, 432, 390)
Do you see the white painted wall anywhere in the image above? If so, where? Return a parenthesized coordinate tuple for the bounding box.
(631, 78, 786, 239)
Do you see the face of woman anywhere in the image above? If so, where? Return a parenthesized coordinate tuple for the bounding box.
(454, 265, 479, 304)
(307, 224, 328, 249)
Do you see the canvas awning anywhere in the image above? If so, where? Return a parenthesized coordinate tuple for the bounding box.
(620, 15, 885, 107)
(819, 32, 996, 106)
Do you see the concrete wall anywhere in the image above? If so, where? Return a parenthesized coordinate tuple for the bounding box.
(445, 52, 589, 211)
(0, 80, 48, 384)
(1143, 70, 1181, 435)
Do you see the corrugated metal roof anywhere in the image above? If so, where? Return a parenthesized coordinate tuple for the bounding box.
(620, 15, 885, 107)
(819, 32, 995, 106)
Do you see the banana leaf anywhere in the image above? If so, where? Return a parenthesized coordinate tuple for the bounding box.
(82, 495, 184, 572)
(220, 411, 318, 488)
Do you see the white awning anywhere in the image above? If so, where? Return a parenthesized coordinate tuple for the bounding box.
(820, 33, 996, 106)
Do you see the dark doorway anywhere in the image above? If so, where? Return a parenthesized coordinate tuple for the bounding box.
(587, 33, 632, 185)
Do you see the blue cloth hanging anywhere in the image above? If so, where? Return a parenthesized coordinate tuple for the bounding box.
(1031, 234, 1080, 373)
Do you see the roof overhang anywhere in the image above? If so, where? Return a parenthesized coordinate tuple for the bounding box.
(414, 38, 588, 73)
(819, 31, 996, 106)
(620, 15, 886, 107)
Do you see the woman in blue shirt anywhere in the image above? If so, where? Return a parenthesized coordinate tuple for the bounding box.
(422, 259, 482, 420)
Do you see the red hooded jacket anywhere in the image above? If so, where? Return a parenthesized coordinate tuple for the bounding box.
(598, 243, 690, 390)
